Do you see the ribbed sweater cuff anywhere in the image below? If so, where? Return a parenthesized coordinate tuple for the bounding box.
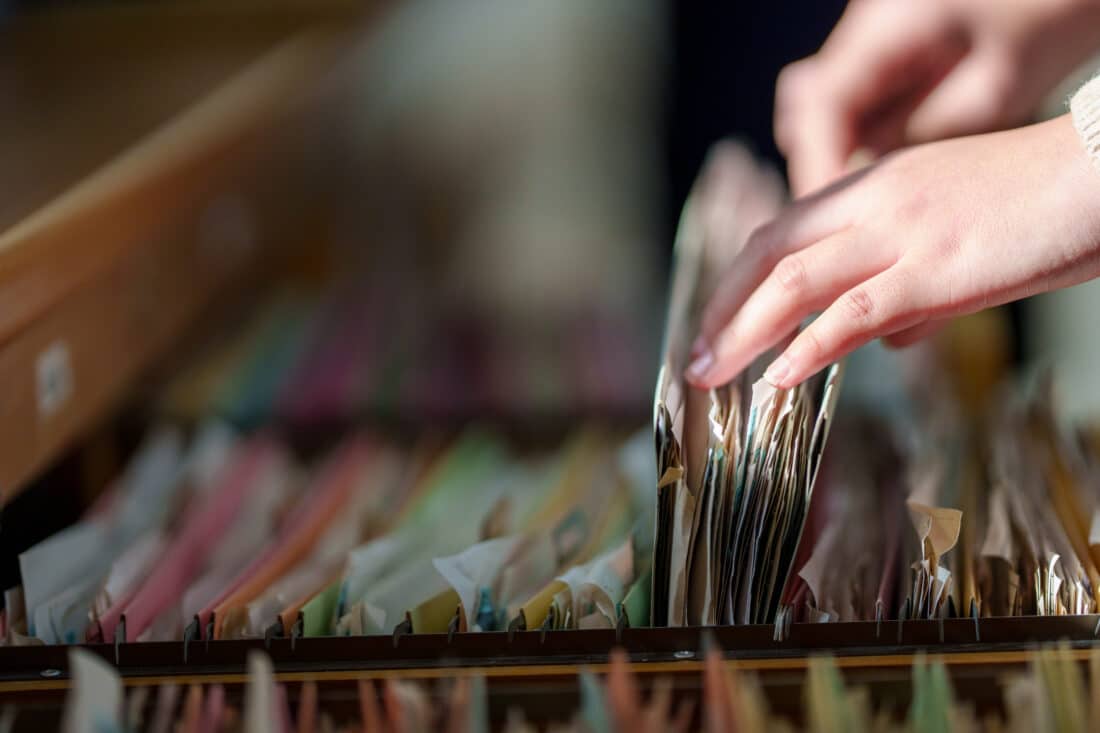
(1071, 74, 1100, 173)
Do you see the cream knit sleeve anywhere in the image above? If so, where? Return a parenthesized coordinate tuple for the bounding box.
(1071, 73, 1100, 170)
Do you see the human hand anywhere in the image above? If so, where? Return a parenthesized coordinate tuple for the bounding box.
(685, 115, 1100, 390)
(776, 0, 1100, 196)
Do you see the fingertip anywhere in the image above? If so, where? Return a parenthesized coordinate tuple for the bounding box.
(762, 353, 794, 389)
(764, 333, 827, 389)
(764, 364, 813, 391)
(685, 348, 748, 390)
(684, 349, 717, 389)
(684, 370, 717, 390)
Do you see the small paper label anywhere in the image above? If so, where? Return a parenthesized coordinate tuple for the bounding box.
(36, 340, 73, 419)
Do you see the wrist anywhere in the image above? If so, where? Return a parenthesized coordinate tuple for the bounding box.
(1045, 113, 1100, 279)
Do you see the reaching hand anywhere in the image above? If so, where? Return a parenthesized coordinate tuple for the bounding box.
(686, 115, 1100, 390)
(776, 0, 1100, 196)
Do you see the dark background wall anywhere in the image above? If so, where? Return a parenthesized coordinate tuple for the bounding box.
(665, 0, 847, 242)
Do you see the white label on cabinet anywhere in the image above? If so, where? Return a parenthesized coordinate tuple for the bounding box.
(36, 340, 73, 420)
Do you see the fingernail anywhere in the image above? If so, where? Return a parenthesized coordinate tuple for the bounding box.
(685, 350, 716, 384)
(763, 354, 790, 387)
(690, 336, 708, 359)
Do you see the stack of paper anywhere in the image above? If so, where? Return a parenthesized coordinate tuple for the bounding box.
(778, 364, 1100, 625)
(651, 165, 843, 627)
(780, 416, 911, 625)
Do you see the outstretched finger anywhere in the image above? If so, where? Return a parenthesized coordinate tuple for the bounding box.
(686, 229, 890, 388)
(695, 182, 860, 352)
(762, 265, 926, 389)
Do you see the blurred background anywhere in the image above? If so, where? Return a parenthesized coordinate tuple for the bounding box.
(0, 0, 862, 431)
(0, 0, 855, 429)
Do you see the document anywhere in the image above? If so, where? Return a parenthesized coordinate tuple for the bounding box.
(651, 149, 843, 627)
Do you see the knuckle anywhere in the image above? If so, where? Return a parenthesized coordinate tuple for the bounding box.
(937, 233, 963, 262)
(841, 287, 876, 322)
(774, 255, 808, 295)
